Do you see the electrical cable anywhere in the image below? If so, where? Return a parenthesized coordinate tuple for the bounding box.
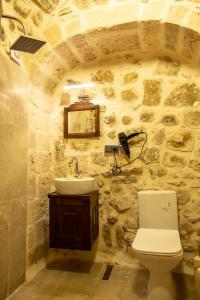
(111, 131, 147, 176)
(111, 150, 121, 176)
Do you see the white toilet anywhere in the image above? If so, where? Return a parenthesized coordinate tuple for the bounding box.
(132, 190, 183, 300)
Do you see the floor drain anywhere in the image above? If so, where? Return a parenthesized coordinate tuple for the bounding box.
(101, 264, 114, 280)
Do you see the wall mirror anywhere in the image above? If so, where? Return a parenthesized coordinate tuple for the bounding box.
(64, 102, 100, 138)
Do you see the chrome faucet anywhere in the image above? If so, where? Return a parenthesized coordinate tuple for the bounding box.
(68, 157, 82, 178)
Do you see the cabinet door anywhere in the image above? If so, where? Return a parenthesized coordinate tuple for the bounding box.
(53, 201, 90, 250)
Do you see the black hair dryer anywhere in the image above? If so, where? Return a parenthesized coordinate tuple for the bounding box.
(118, 131, 144, 158)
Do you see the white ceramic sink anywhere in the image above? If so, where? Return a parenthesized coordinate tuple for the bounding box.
(54, 177, 95, 195)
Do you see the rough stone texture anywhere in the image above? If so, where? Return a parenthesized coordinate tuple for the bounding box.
(165, 83, 200, 106)
(154, 58, 180, 76)
(183, 241, 198, 252)
(144, 147, 160, 164)
(14, 0, 31, 17)
(161, 115, 178, 126)
(69, 34, 98, 63)
(93, 31, 140, 56)
(32, 0, 57, 13)
(91, 70, 114, 83)
(143, 80, 161, 106)
(177, 190, 191, 205)
(103, 86, 115, 98)
(141, 21, 161, 51)
(27, 218, 48, 256)
(140, 110, 154, 122)
(163, 152, 187, 167)
(181, 29, 200, 60)
(116, 225, 125, 248)
(184, 110, 200, 128)
(165, 23, 180, 51)
(179, 216, 194, 240)
(189, 159, 200, 172)
(129, 166, 143, 175)
(107, 130, 116, 139)
(121, 88, 137, 101)
(107, 213, 119, 225)
(92, 152, 108, 166)
(29, 152, 51, 173)
(104, 113, 116, 125)
(124, 231, 137, 246)
(109, 197, 132, 212)
(166, 131, 194, 152)
(122, 115, 132, 125)
(28, 242, 48, 267)
(4, 0, 200, 294)
(152, 129, 166, 145)
(74, 0, 109, 10)
(71, 141, 89, 151)
(26, 56, 200, 275)
(184, 211, 200, 224)
(123, 72, 138, 83)
(102, 223, 112, 247)
(32, 11, 43, 26)
(157, 167, 167, 177)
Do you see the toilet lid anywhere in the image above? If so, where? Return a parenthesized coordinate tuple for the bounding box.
(132, 228, 183, 255)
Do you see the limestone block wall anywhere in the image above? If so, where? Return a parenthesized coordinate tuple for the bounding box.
(52, 57, 200, 270)
(28, 0, 200, 95)
(26, 99, 53, 272)
(3, 0, 200, 277)
(26, 75, 58, 279)
(1, 0, 56, 282)
(0, 51, 28, 300)
(3, 0, 200, 95)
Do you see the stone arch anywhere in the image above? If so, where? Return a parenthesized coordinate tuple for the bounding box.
(31, 19, 200, 99)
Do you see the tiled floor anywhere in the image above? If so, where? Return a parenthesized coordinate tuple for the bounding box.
(7, 262, 196, 300)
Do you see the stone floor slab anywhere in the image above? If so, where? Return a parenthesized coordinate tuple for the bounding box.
(7, 262, 196, 300)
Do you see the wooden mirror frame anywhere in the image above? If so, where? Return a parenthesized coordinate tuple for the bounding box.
(64, 102, 100, 138)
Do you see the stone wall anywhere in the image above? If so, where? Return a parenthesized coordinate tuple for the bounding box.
(2, 0, 200, 283)
(0, 51, 28, 300)
(52, 57, 200, 271)
(26, 99, 52, 273)
(3, 0, 200, 95)
(0, 0, 56, 284)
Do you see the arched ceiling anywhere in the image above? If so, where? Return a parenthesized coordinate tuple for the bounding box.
(2, 0, 200, 97)
(32, 20, 200, 96)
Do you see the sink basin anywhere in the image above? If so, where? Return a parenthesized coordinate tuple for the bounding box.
(54, 177, 95, 195)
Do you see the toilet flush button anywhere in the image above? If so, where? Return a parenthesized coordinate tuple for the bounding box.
(161, 200, 172, 211)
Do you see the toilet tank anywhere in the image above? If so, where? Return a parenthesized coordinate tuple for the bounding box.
(138, 190, 178, 230)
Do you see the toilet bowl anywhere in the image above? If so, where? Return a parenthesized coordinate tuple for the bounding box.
(132, 191, 183, 300)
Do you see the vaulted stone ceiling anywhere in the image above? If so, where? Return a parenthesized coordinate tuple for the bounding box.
(2, 0, 200, 96)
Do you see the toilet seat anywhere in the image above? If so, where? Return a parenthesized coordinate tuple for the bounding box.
(132, 228, 183, 256)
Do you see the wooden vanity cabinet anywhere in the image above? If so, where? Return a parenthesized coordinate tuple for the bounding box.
(48, 190, 99, 250)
